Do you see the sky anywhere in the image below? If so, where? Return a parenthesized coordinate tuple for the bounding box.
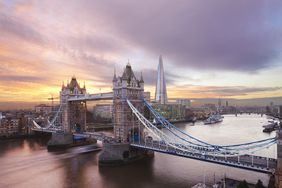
(0, 0, 282, 102)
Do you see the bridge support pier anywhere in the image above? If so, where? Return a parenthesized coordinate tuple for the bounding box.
(47, 132, 73, 150)
(275, 129, 282, 188)
(98, 143, 153, 166)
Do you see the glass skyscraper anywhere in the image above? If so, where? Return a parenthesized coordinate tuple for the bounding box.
(155, 55, 168, 104)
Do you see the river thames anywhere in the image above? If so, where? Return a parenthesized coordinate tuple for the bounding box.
(0, 114, 276, 188)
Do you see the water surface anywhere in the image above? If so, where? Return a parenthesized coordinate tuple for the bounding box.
(0, 114, 275, 187)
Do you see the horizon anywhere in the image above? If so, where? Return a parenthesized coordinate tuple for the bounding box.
(1, 96, 282, 111)
(0, 1, 282, 103)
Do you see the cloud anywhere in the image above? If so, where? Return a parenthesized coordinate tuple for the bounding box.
(170, 84, 282, 98)
(73, 0, 282, 72)
(198, 86, 282, 96)
(0, 13, 44, 44)
(0, 1, 282, 102)
(140, 68, 187, 86)
(0, 75, 47, 83)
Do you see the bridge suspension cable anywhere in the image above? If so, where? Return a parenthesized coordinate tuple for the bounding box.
(127, 99, 248, 156)
(127, 99, 206, 154)
(32, 103, 65, 132)
(142, 100, 277, 154)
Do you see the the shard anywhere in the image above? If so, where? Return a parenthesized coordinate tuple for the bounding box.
(155, 55, 168, 104)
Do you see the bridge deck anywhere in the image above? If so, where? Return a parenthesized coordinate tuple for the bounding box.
(131, 141, 276, 174)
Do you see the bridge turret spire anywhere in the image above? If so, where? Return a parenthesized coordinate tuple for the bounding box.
(140, 71, 144, 83)
(113, 67, 117, 82)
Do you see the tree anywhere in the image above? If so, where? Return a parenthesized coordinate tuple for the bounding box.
(255, 180, 265, 188)
(237, 180, 249, 188)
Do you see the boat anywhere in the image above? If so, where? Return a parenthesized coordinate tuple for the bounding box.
(212, 183, 223, 188)
(69, 144, 102, 154)
(263, 121, 278, 133)
(191, 183, 209, 188)
(204, 114, 223, 125)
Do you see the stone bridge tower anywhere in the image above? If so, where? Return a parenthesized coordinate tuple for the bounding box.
(99, 63, 153, 165)
(60, 76, 87, 133)
(112, 63, 144, 143)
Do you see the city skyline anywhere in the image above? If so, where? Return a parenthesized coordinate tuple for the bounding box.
(1, 0, 282, 103)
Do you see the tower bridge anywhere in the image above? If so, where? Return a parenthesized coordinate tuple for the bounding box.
(31, 63, 282, 187)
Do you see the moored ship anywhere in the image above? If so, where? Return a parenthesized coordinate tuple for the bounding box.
(204, 114, 223, 125)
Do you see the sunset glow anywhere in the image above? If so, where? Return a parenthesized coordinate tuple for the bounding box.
(0, 0, 282, 103)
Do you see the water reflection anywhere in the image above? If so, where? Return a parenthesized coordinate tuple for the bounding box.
(99, 158, 155, 188)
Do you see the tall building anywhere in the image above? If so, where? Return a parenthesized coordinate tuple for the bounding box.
(112, 63, 144, 142)
(155, 55, 168, 104)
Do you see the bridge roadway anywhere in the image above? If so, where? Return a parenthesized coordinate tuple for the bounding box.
(130, 140, 277, 174)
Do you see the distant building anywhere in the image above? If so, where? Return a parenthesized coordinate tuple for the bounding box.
(203, 103, 217, 111)
(144, 91, 151, 102)
(191, 107, 212, 120)
(152, 103, 186, 121)
(175, 99, 191, 108)
(278, 105, 282, 118)
(218, 98, 222, 107)
(155, 55, 168, 104)
(35, 104, 53, 114)
(0, 118, 20, 137)
(93, 104, 113, 123)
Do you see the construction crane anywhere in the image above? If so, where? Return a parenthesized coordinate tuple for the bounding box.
(48, 95, 59, 111)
